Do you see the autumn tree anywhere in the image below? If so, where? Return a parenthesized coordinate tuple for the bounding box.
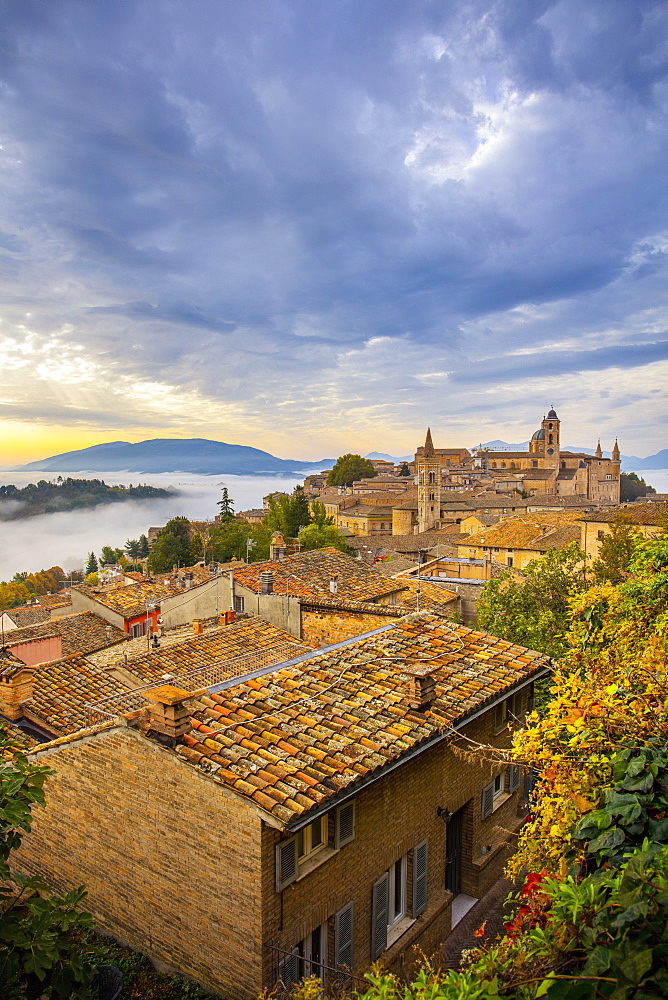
(326, 454, 377, 488)
(476, 543, 587, 659)
(591, 512, 643, 584)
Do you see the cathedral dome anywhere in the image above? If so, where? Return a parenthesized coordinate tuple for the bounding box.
(531, 428, 545, 441)
(547, 408, 558, 419)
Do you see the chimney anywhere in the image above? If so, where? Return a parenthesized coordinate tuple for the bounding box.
(219, 611, 227, 626)
(226, 608, 235, 624)
(269, 532, 286, 562)
(0, 658, 35, 720)
(404, 663, 438, 712)
(192, 618, 204, 636)
(143, 685, 193, 742)
(172, 564, 178, 575)
(185, 572, 193, 590)
(329, 574, 338, 595)
(260, 570, 274, 595)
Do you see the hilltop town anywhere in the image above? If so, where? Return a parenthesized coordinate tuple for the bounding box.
(0, 408, 666, 999)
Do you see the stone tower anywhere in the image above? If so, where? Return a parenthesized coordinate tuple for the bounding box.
(417, 428, 442, 533)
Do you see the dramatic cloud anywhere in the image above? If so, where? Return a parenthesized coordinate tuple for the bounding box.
(0, 0, 667, 460)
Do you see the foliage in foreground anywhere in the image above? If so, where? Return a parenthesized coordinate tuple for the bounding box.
(351, 530, 668, 1000)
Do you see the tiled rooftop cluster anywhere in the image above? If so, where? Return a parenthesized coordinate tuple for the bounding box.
(22, 655, 133, 735)
(86, 615, 226, 668)
(581, 501, 668, 525)
(460, 512, 583, 552)
(234, 548, 404, 602)
(7, 612, 128, 658)
(176, 614, 548, 827)
(4, 607, 52, 627)
(75, 580, 180, 618)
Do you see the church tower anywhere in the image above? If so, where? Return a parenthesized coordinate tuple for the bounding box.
(541, 408, 560, 469)
(417, 428, 442, 533)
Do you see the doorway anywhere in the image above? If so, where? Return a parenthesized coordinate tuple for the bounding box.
(445, 805, 465, 896)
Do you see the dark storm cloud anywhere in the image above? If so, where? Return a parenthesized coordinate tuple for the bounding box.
(0, 0, 667, 447)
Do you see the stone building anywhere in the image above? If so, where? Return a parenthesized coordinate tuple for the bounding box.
(14, 613, 548, 999)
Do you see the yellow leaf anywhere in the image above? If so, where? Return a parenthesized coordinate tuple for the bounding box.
(570, 793, 594, 813)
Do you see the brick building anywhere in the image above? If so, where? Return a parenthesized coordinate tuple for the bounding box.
(15, 613, 548, 999)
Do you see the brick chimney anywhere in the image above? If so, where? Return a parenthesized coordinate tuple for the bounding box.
(404, 663, 438, 712)
(0, 655, 35, 720)
(269, 532, 286, 562)
(192, 618, 204, 636)
(143, 685, 193, 742)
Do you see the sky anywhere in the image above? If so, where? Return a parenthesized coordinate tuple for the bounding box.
(0, 0, 667, 466)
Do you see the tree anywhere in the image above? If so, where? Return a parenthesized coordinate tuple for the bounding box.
(146, 517, 195, 573)
(99, 546, 123, 566)
(476, 543, 586, 659)
(124, 539, 142, 560)
(85, 552, 98, 576)
(298, 523, 351, 553)
(216, 486, 235, 523)
(310, 500, 334, 529)
(592, 512, 642, 585)
(398, 462, 411, 477)
(290, 486, 311, 535)
(264, 489, 312, 540)
(326, 454, 378, 488)
(620, 471, 656, 503)
(138, 534, 150, 559)
(0, 726, 94, 998)
(209, 519, 252, 563)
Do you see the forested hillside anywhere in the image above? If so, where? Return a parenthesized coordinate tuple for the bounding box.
(0, 478, 170, 521)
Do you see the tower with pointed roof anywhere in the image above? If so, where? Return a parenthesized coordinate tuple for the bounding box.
(417, 428, 442, 532)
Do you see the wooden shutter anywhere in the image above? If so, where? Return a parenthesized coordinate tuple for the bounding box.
(481, 781, 494, 820)
(509, 764, 521, 793)
(412, 839, 428, 917)
(278, 948, 301, 987)
(335, 902, 354, 972)
(276, 837, 298, 891)
(371, 873, 389, 959)
(335, 801, 355, 848)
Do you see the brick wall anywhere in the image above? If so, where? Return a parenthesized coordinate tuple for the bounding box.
(262, 703, 524, 985)
(13, 724, 264, 1000)
(301, 607, 401, 647)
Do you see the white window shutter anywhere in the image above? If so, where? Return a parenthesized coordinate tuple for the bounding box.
(276, 837, 298, 891)
(481, 781, 494, 820)
(335, 801, 355, 848)
(412, 839, 428, 917)
(509, 764, 521, 792)
(371, 873, 389, 959)
(335, 901, 354, 972)
(278, 949, 301, 987)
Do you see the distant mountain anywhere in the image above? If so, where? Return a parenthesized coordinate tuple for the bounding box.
(12, 439, 332, 476)
(365, 451, 413, 463)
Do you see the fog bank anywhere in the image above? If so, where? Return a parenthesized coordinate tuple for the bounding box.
(0, 472, 303, 580)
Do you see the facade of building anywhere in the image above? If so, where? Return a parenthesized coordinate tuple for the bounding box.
(14, 614, 548, 999)
(416, 410, 620, 532)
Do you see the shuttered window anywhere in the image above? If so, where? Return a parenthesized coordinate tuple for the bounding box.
(276, 837, 298, 891)
(335, 902, 354, 973)
(508, 764, 521, 793)
(335, 801, 355, 848)
(412, 840, 428, 916)
(278, 948, 301, 987)
(371, 873, 389, 959)
(481, 781, 494, 820)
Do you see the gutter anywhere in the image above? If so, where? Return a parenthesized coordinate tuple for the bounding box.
(282, 665, 551, 833)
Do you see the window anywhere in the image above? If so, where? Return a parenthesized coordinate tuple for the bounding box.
(130, 623, 143, 638)
(508, 764, 521, 793)
(429, 492, 435, 501)
(507, 556, 514, 568)
(429, 472, 435, 485)
(481, 773, 505, 819)
(371, 843, 427, 959)
(279, 923, 328, 986)
(493, 700, 508, 733)
(296, 815, 328, 862)
(532, 460, 538, 468)
(335, 902, 354, 975)
(597, 530, 605, 541)
(276, 808, 353, 891)
(234, 596, 245, 613)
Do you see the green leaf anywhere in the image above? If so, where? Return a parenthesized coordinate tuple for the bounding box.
(583, 945, 612, 975)
(620, 948, 653, 985)
(587, 827, 626, 853)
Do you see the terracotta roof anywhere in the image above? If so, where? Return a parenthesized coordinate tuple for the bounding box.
(22, 656, 133, 735)
(393, 578, 458, 613)
(32, 593, 72, 610)
(6, 612, 128, 659)
(4, 607, 52, 627)
(0, 721, 39, 750)
(74, 580, 179, 619)
(176, 613, 549, 827)
(459, 513, 582, 551)
(234, 549, 404, 602)
(102, 617, 309, 685)
(580, 501, 668, 526)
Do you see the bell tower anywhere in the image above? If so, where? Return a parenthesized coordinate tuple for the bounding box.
(417, 428, 441, 533)
(542, 407, 560, 469)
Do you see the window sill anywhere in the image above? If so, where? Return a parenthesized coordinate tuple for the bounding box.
(294, 846, 338, 882)
(386, 915, 415, 949)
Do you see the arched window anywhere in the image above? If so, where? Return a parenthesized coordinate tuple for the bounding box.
(429, 472, 435, 485)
